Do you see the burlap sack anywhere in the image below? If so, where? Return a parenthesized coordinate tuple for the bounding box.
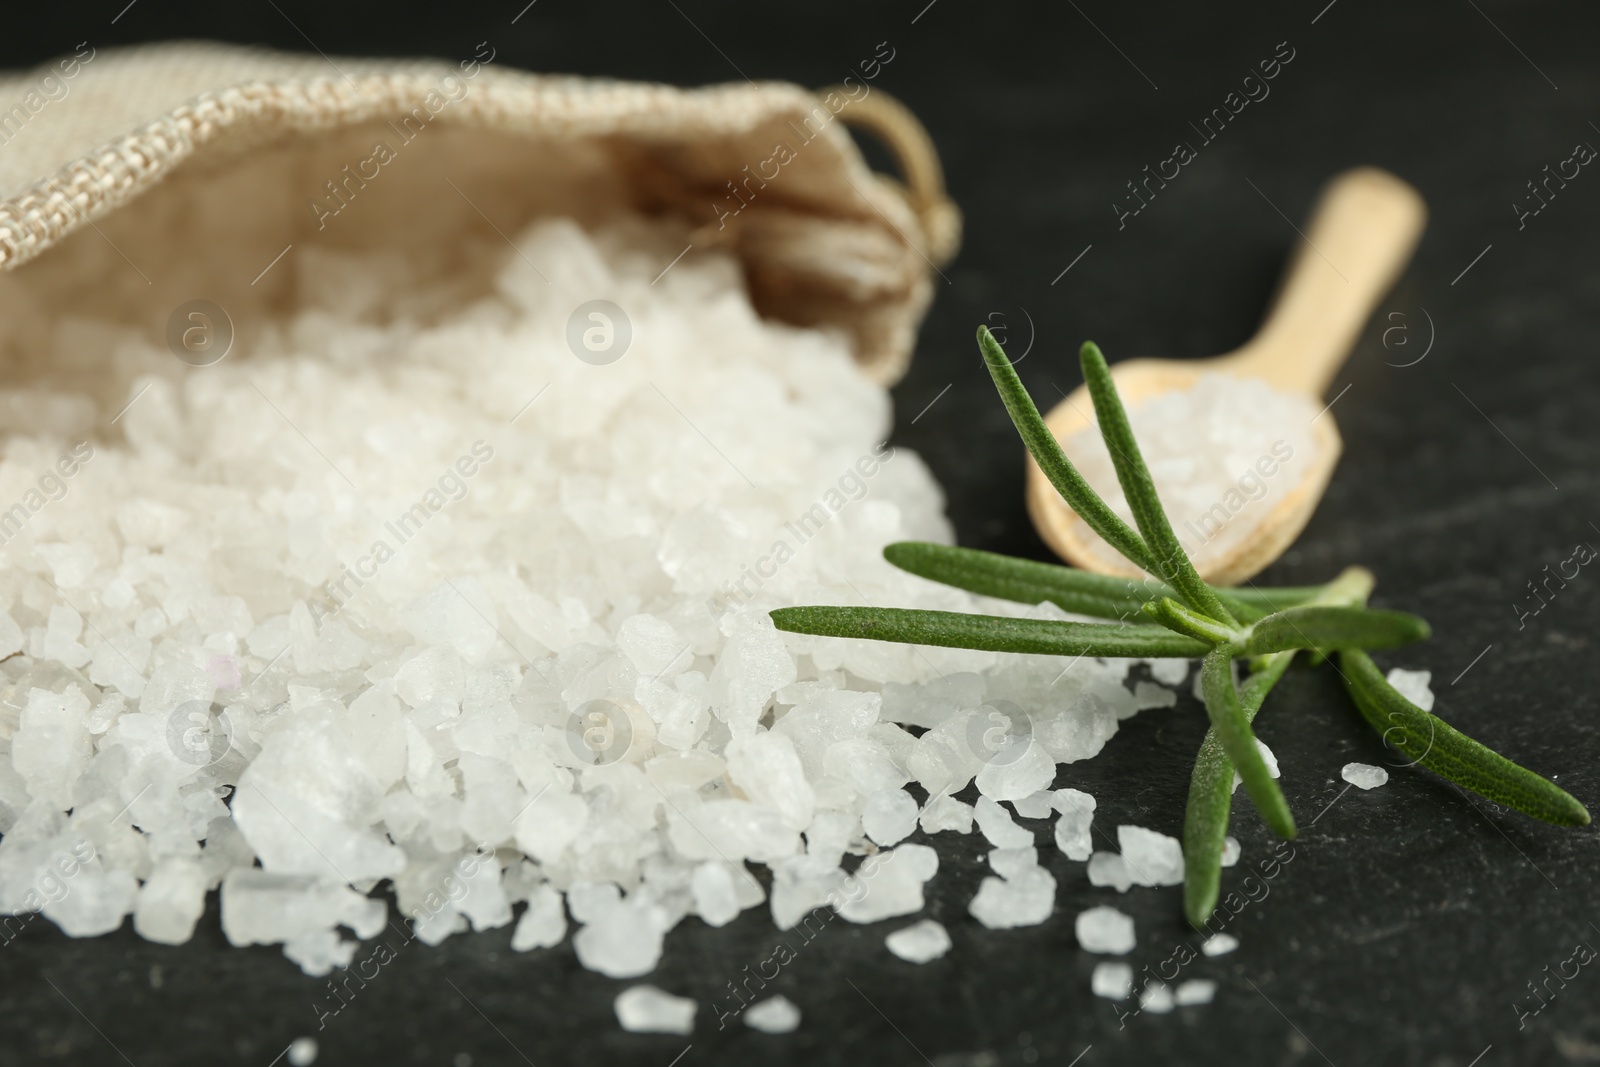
(0, 42, 959, 384)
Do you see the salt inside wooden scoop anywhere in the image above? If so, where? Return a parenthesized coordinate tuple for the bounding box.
(1060, 373, 1323, 574)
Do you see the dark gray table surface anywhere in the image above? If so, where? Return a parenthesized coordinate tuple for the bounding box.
(3, 2, 1598, 1064)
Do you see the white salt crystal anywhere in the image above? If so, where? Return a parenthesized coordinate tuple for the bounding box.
(1342, 762, 1389, 790)
(988, 847, 1039, 881)
(725, 732, 815, 832)
(974, 796, 1034, 849)
(287, 1037, 318, 1066)
(769, 855, 844, 930)
(862, 788, 921, 847)
(615, 614, 691, 680)
(1231, 738, 1280, 793)
(615, 986, 696, 1035)
(0, 609, 23, 659)
(44, 865, 138, 937)
(880, 673, 984, 729)
(1051, 788, 1096, 847)
(802, 811, 855, 867)
(573, 891, 665, 978)
(1117, 825, 1184, 887)
(1010, 790, 1056, 819)
(709, 615, 796, 738)
(284, 929, 358, 977)
(13, 686, 92, 811)
(511, 885, 567, 951)
(1221, 836, 1241, 867)
(1091, 961, 1134, 999)
(133, 858, 206, 945)
(885, 918, 951, 963)
(1386, 667, 1435, 711)
(1086, 852, 1131, 893)
(836, 844, 937, 924)
(1132, 681, 1177, 711)
(1139, 980, 1175, 1014)
(974, 738, 1057, 801)
(919, 794, 974, 835)
(1074, 905, 1135, 954)
(825, 738, 910, 795)
(1149, 659, 1191, 687)
(968, 866, 1056, 929)
(1202, 932, 1239, 957)
(743, 995, 801, 1034)
(665, 798, 800, 864)
(219, 870, 384, 947)
(1176, 979, 1218, 1006)
(691, 862, 741, 927)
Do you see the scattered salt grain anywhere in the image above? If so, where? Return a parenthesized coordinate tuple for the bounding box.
(1231, 739, 1280, 792)
(743, 995, 801, 1034)
(988, 847, 1039, 881)
(284, 929, 358, 977)
(615, 986, 696, 1035)
(919, 794, 975, 835)
(133, 858, 206, 945)
(1051, 788, 1096, 861)
(1342, 762, 1390, 790)
(1091, 961, 1134, 999)
(836, 844, 938, 924)
(1149, 659, 1191, 687)
(1386, 668, 1435, 711)
(1010, 791, 1056, 819)
(691, 862, 743, 927)
(1087, 852, 1132, 893)
(1220, 836, 1241, 868)
(886, 919, 952, 963)
(1116, 825, 1184, 887)
(974, 796, 1034, 849)
(1132, 681, 1177, 711)
(863, 788, 921, 847)
(968, 867, 1057, 929)
(1202, 933, 1239, 957)
(510, 885, 567, 951)
(1139, 980, 1175, 1014)
(1175, 979, 1218, 1006)
(572, 889, 666, 978)
(1075, 905, 1135, 954)
(287, 1037, 319, 1066)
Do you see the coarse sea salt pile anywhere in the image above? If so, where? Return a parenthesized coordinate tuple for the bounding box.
(1062, 374, 1320, 573)
(0, 215, 1200, 994)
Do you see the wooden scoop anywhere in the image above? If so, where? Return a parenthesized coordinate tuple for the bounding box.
(1028, 166, 1427, 586)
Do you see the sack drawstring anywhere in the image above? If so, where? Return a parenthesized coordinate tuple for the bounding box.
(826, 86, 962, 268)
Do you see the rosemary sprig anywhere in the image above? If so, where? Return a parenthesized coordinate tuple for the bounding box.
(881, 541, 1323, 623)
(769, 606, 1211, 659)
(771, 324, 1589, 930)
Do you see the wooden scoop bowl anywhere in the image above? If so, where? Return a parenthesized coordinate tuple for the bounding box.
(1028, 166, 1427, 586)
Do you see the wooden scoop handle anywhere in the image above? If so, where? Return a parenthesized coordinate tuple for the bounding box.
(1229, 167, 1427, 396)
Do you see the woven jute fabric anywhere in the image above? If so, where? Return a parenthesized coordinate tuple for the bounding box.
(0, 42, 959, 384)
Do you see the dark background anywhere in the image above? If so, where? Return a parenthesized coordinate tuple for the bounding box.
(3, 1, 1599, 1065)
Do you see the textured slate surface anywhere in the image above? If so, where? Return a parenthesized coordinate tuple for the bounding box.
(1, 2, 1598, 1064)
